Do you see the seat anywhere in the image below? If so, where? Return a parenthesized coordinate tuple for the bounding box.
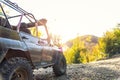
(0, 17, 6, 26)
(0, 17, 11, 28)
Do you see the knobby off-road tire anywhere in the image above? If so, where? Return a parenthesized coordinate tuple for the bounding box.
(53, 54, 67, 76)
(0, 57, 33, 80)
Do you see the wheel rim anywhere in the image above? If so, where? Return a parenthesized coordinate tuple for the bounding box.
(11, 67, 28, 80)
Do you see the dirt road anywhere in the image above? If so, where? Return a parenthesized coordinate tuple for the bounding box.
(34, 57, 120, 80)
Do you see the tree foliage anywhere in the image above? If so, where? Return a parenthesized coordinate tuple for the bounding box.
(29, 27, 42, 38)
(100, 26, 120, 57)
(64, 35, 107, 64)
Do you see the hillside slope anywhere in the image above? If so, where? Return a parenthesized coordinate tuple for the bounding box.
(65, 35, 98, 48)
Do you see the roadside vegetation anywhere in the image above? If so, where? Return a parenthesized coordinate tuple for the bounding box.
(63, 24, 120, 64)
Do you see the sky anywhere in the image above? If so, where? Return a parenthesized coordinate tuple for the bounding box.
(11, 0, 120, 42)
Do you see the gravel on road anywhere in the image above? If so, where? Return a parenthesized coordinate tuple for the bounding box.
(34, 57, 120, 80)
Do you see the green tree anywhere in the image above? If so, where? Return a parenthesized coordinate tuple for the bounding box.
(100, 25, 120, 57)
(64, 35, 107, 64)
(29, 27, 41, 38)
(64, 36, 86, 64)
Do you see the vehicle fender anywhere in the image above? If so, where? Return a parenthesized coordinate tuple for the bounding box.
(0, 37, 28, 63)
(52, 48, 63, 64)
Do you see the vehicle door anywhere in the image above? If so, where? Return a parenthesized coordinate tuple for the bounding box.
(20, 32, 43, 66)
(38, 26, 54, 66)
(20, 31, 53, 67)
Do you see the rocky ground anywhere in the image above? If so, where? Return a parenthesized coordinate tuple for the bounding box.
(34, 57, 120, 80)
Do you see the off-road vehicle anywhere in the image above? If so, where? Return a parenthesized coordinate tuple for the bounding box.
(0, 0, 66, 80)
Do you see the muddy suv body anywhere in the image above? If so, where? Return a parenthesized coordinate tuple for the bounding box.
(0, 0, 66, 80)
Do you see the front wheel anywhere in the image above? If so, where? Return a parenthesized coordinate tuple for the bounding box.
(0, 57, 33, 80)
(53, 54, 67, 76)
